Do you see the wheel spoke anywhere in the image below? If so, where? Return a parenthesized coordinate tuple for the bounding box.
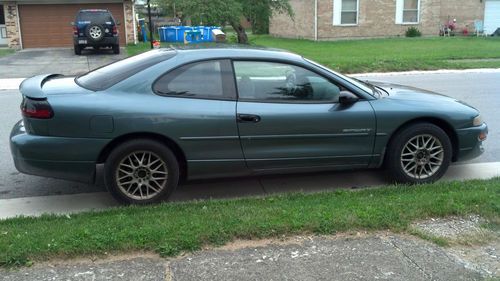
(430, 149, 443, 157)
(148, 158, 161, 168)
(118, 174, 133, 181)
(146, 182, 160, 193)
(131, 184, 140, 196)
(408, 140, 419, 150)
(119, 179, 134, 185)
(133, 153, 142, 165)
(140, 152, 146, 165)
(119, 163, 134, 170)
(138, 184, 144, 199)
(152, 170, 168, 175)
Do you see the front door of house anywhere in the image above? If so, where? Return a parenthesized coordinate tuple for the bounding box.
(0, 5, 8, 46)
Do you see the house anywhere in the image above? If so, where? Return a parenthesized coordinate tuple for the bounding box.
(0, 0, 137, 49)
(270, 0, 500, 40)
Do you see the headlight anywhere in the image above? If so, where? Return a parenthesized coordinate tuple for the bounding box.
(473, 115, 483, 126)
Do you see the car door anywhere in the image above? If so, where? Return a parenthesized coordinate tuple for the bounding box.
(152, 59, 249, 179)
(233, 60, 377, 171)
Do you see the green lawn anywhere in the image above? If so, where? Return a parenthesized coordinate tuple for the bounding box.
(253, 36, 500, 73)
(127, 36, 500, 73)
(0, 49, 14, 57)
(1, 178, 499, 267)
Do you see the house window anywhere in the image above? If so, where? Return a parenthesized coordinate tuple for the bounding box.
(0, 5, 5, 25)
(333, 0, 359, 25)
(396, 0, 420, 24)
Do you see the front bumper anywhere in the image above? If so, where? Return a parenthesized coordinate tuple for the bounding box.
(10, 120, 109, 184)
(455, 123, 488, 162)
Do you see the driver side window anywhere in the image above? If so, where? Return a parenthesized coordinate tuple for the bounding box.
(233, 61, 343, 103)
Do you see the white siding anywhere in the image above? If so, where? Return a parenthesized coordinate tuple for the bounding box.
(484, 0, 500, 34)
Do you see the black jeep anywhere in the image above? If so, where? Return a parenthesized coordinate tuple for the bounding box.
(72, 9, 120, 55)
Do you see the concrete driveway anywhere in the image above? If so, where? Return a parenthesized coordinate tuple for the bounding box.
(0, 48, 125, 78)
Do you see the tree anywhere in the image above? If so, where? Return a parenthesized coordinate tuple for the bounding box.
(240, 0, 293, 35)
(157, 0, 293, 44)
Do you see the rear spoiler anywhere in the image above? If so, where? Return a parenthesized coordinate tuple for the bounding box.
(19, 74, 63, 99)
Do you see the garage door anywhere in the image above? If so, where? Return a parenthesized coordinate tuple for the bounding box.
(19, 4, 126, 48)
(484, 0, 500, 35)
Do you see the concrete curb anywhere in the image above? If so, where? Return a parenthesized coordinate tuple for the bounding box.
(1, 161, 498, 220)
(0, 78, 24, 90)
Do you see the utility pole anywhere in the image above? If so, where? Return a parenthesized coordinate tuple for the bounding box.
(147, 0, 153, 49)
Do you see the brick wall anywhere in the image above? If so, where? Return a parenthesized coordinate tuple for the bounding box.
(3, 2, 20, 49)
(269, 0, 315, 39)
(123, 0, 136, 44)
(270, 0, 484, 40)
(440, 0, 484, 32)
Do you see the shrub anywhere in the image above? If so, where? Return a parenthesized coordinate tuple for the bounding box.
(405, 27, 422, 37)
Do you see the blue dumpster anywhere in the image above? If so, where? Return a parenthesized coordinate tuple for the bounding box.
(202, 26, 211, 41)
(165, 27, 179, 42)
(158, 27, 165, 42)
(177, 26, 193, 42)
(184, 30, 203, 43)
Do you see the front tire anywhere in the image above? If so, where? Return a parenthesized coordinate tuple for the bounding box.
(104, 139, 179, 204)
(386, 123, 452, 184)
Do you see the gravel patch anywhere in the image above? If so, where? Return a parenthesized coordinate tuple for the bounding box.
(412, 215, 490, 240)
(412, 215, 500, 279)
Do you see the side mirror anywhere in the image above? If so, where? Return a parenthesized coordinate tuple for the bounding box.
(339, 91, 359, 105)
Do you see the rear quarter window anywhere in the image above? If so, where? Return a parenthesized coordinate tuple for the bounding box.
(77, 11, 113, 23)
(76, 50, 176, 91)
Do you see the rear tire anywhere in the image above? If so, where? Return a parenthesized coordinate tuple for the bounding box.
(104, 139, 179, 204)
(74, 45, 81, 55)
(386, 123, 452, 184)
(112, 44, 120, 54)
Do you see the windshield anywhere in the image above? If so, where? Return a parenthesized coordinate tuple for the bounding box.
(304, 58, 374, 95)
(76, 49, 176, 91)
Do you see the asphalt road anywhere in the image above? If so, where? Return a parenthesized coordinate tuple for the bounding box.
(0, 71, 498, 200)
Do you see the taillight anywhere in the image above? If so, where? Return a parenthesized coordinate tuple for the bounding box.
(73, 26, 78, 36)
(21, 97, 54, 119)
(112, 26, 118, 35)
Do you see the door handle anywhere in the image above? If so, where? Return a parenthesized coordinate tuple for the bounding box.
(237, 114, 261, 123)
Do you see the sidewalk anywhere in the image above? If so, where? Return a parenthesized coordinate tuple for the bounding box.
(1, 231, 496, 281)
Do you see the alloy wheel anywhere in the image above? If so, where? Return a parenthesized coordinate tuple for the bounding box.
(400, 134, 444, 179)
(115, 151, 168, 200)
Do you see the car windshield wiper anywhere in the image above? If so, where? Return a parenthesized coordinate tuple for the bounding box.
(351, 78, 380, 98)
(373, 85, 389, 97)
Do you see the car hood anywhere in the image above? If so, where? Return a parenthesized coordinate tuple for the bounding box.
(367, 80, 478, 110)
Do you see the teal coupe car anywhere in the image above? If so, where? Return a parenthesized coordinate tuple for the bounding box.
(10, 47, 488, 204)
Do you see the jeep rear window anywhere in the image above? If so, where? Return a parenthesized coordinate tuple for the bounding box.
(77, 12, 113, 22)
(76, 49, 176, 91)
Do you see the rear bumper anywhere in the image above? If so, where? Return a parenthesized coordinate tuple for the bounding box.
(10, 120, 109, 184)
(74, 36, 119, 46)
(455, 123, 488, 162)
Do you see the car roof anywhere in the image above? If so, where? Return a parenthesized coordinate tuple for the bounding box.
(165, 45, 304, 61)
